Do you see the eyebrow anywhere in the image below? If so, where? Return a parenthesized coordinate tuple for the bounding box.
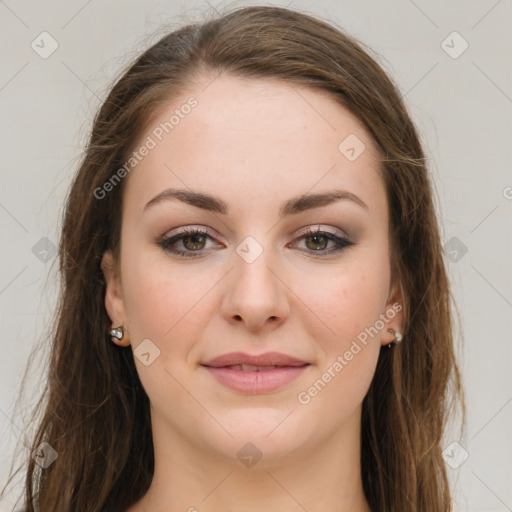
(144, 187, 369, 216)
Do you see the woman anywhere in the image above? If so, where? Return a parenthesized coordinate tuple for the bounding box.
(3, 5, 465, 511)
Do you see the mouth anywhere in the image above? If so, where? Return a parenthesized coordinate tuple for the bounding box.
(202, 363, 308, 371)
(201, 363, 311, 393)
(201, 351, 309, 368)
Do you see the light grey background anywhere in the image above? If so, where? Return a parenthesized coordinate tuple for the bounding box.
(1, 1, 511, 511)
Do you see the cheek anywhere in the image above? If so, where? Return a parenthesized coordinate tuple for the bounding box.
(120, 242, 227, 370)
(119, 235, 177, 335)
(297, 252, 391, 345)
(122, 256, 209, 341)
(120, 249, 215, 401)
(294, 258, 388, 425)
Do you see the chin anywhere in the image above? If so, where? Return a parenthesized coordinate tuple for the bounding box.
(203, 409, 315, 467)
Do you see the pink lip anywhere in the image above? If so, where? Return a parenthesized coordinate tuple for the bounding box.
(202, 365, 310, 393)
(201, 351, 311, 393)
(202, 351, 308, 368)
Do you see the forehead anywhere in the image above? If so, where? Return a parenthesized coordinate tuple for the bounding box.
(124, 75, 386, 217)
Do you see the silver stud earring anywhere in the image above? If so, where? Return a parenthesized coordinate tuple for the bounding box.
(387, 329, 403, 347)
(109, 326, 124, 341)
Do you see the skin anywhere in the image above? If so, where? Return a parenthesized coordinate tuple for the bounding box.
(102, 74, 403, 512)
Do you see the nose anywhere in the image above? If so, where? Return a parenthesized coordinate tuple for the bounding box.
(220, 247, 290, 332)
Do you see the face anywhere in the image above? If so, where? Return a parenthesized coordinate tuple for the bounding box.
(102, 75, 403, 466)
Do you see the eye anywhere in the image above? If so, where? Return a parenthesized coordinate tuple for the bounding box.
(289, 227, 354, 256)
(158, 228, 222, 258)
(158, 225, 355, 259)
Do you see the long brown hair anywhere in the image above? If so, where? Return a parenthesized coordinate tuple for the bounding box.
(2, 5, 465, 511)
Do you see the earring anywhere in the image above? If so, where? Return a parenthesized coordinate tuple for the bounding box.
(109, 326, 124, 341)
(387, 329, 403, 348)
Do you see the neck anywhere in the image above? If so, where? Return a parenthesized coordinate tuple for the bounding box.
(129, 407, 371, 512)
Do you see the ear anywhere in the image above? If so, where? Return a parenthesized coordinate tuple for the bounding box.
(381, 277, 405, 347)
(101, 250, 130, 346)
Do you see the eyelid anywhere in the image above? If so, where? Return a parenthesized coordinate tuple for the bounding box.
(158, 223, 354, 258)
(162, 224, 348, 245)
(292, 224, 349, 240)
(163, 224, 223, 242)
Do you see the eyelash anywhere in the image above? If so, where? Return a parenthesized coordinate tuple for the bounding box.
(158, 226, 355, 259)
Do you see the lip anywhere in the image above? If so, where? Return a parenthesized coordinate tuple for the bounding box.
(201, 351, 309, 368)
(202, 365, 310, 393)
(200, 351, 310, 394)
